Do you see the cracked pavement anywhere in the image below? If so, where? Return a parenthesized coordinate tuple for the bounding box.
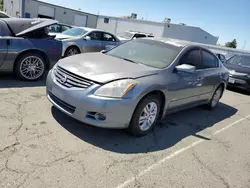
(1, 75, 250, 188)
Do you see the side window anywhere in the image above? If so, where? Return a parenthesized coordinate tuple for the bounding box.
(87, 32, 102, 41)
(180, 49, 202, 69)
(103, 33, 116, 42)
(61, 25, 71, 32)
(202, 50, 218, 69)
(220, 54, 226, 61)
(133, 34, 146, 39)
(48, 24, 61, 33)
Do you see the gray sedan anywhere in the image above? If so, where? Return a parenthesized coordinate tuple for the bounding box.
(55, 27, 120, 57)
(46, 38, 229, 136)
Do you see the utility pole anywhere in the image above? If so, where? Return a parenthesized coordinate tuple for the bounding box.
(242, 40, 247, 50)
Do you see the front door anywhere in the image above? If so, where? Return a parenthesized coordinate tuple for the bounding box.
(0, 39, 8, 67)
(168, 48, 205, 109)
(83, 31, 103, 52)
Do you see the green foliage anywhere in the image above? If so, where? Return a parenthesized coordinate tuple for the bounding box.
(225, 39, 237, 48)
(0, 0, 3, 11)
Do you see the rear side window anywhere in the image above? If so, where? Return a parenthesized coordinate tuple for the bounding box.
(202, 50, 218, 69)
(180, 49, 202, 69)
(133, 34, 146, 39)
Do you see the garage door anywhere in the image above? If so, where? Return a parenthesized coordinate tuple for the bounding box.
(38, 5, 55, 18)
(74, 14, 87, 27)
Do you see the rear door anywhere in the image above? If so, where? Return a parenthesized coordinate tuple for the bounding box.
(100, 32, 118, 50)
(200, 49, 221, 100)
(0, 39, 8, 67)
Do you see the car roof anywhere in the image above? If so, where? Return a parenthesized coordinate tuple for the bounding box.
(125, 30, 154, 36)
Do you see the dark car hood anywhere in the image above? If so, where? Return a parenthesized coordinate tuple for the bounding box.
(57, 53, 160, 83)
(2, 18, 58, 36)
(224, 63, 250, 74)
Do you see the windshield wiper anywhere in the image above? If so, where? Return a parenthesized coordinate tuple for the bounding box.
(122, 58, 139, 64)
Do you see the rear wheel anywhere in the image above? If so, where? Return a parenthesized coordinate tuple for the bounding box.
(15, 52, 46, 81)
(65, 46, 80, 57)
(128, 95, 161, 136)
(207, 86, 223, 110)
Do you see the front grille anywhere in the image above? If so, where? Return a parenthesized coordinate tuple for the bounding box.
(49, 92, 76, 114)
(54, 66, 95, 89)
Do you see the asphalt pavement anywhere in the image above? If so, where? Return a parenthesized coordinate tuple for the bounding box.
(0, 74, 250, 188)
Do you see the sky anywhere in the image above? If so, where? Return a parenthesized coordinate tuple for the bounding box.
(41, 0, 250, 50)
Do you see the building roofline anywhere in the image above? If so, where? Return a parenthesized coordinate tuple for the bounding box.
(98, 15, 217, 39)
(34, 0, 97, 16)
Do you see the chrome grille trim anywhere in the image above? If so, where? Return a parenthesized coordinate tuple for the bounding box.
(54, 66, 95, 89)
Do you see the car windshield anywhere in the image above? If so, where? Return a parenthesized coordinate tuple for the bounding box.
(106, 39, 182, 68)
(119, 32, 134, 39)
(62, 28, 87, 37)
(227, 55, 250, 67)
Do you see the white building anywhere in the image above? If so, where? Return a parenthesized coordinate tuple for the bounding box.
(3, 0, 98, 28)
(97, 15, 219, 45)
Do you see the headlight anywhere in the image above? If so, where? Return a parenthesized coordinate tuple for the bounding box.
(94, 79, 138, 98)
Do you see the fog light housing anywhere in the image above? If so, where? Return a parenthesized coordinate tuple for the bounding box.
(95, 113, 106, 121)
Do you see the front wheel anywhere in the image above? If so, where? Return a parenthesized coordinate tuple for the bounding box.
(128, 95, 161, 136)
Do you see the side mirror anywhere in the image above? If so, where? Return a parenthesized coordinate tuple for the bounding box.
(175, 64, 196, 73)
(84, 36, 91, 40)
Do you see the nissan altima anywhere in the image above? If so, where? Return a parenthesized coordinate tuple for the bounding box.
(46, 38, 229, 136)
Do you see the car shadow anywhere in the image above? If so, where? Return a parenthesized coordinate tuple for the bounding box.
(227, 86, 250, 95)
(0, 72, 47, 88)
(51, 102, 237, 154)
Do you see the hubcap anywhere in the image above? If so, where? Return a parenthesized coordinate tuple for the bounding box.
(212, 88, 222, 107)
(20, 56, 44, 80)
(67, 48, 78, 56)
(139, 102, 158, 131)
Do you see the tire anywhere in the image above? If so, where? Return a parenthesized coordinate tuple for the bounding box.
(65, 46, 80, 57)
(128, 95, 161, 136)
(15, 52, 46, 81)
(207, 86, 223, 110)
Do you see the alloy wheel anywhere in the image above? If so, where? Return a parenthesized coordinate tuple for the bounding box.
(20, 56, 45, 80)
(139, 102, 158, 131)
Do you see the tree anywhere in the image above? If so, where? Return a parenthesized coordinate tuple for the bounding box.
(0, 0, 3, 11)
(225, 39, 237, 48)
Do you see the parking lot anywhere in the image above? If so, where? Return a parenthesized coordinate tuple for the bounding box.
(0, 73, 250, 188)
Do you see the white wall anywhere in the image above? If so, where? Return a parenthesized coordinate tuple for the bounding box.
(97, 16, 164, 36)
(3, 0, 22, 17)
(162, 23, 218, 45)
(23, 0, 98, 28)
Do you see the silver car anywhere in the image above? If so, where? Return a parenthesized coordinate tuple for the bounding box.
(55, 27, 120, 57)
(46, 38, 229, 136)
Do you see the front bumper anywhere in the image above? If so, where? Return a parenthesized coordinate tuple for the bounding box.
(227, 75, 250, 91)
(46, 70, 138, 129)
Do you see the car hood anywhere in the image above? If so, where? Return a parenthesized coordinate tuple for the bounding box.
(55, 33, 77, 40)
(57, 53, 159, 83)
(224, 63, 250, 74)
(2, 18, 58, 36)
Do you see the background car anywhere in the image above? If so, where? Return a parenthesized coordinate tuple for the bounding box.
(48, 23, 73, 34)
(117, 30, 154, 42)
(55, 27, 120, 57)
(0, 18, 62, 81)
(0, 11, 10, 18)
(46, 38, 229, 136)
(224, 54, 250, 92)
(215, 53, 227, 63)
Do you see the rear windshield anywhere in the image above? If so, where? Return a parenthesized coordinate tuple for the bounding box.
(0, 21, 11, 36)
(107, 39, 182, 68)
(62, 27, 87, 37)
